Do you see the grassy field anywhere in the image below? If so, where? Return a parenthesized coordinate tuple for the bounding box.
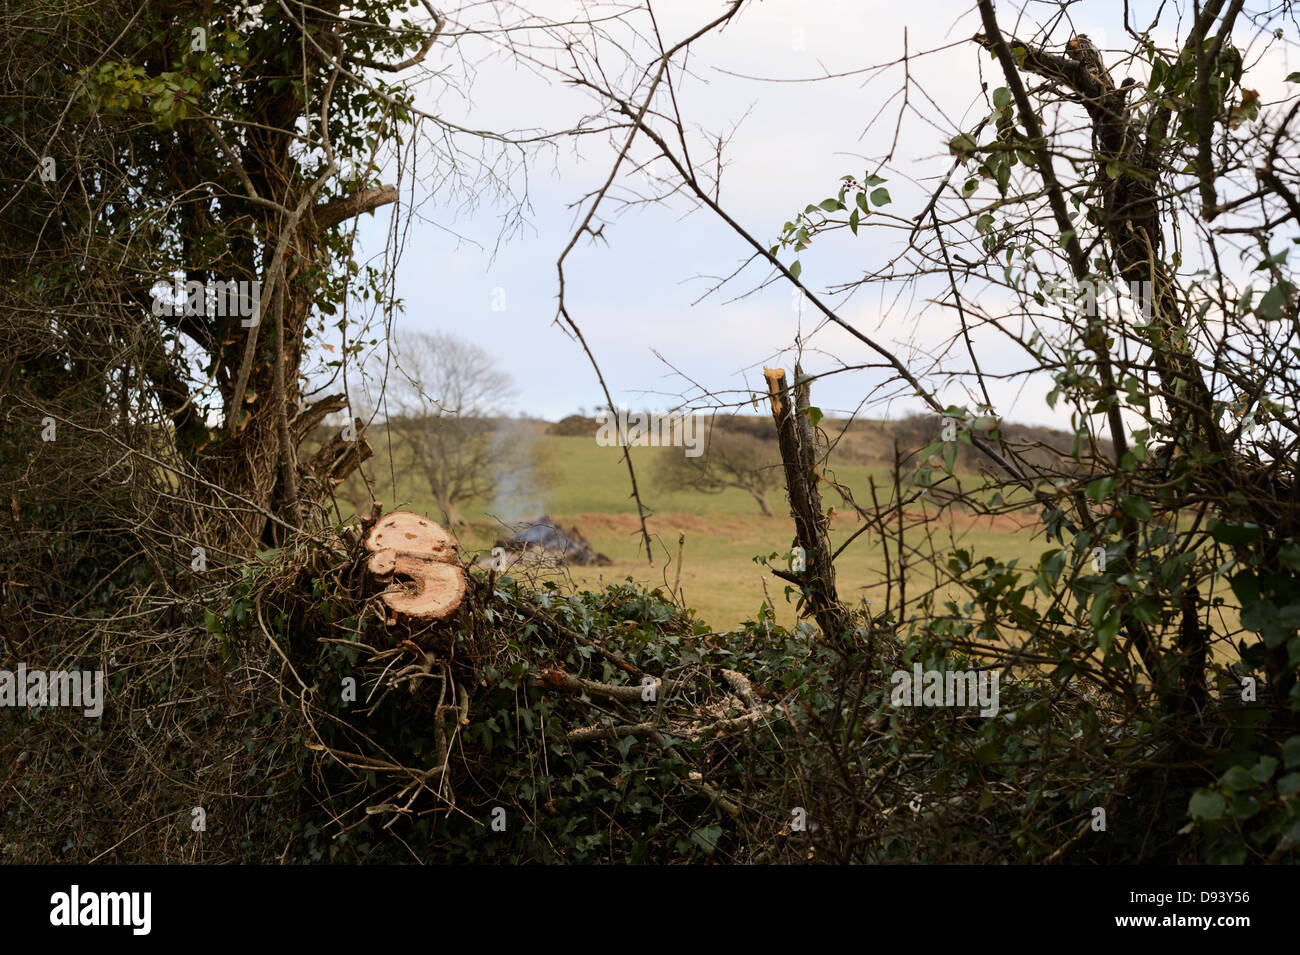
(348, 425, 1050, 630)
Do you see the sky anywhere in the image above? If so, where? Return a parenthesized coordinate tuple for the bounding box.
(325, 0, 1299, 431)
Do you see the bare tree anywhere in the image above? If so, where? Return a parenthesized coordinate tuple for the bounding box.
(385, 331, 520, 529)
(656, 418, 781, 517)
(544, 0, 1300, 862)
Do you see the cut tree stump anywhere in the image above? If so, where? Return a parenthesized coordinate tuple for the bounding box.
(364, 510, 467, 626)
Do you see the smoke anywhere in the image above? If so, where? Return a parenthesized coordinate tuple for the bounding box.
(489, 417, 543, 527)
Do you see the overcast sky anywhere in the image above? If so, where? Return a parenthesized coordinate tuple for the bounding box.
(332, 0, 1298, 430)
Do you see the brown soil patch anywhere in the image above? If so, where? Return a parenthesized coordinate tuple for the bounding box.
(565, 507, 1037, 538)
(567, 511, 773, 536)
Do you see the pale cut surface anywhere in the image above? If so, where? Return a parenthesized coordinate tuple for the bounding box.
(364, 510, 466, 623)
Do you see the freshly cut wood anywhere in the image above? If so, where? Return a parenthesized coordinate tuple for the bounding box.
(364, 510, 466, 624)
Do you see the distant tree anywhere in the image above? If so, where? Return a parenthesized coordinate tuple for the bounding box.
(548, 413, 598, 437)
(656, 422, 781, 516)
(386, 331, 519, 528)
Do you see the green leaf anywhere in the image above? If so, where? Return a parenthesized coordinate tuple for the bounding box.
(1096, 609, 1121, 652)
(1131, 598, 1160, 626)
(1092, 586, 1112, 630)
(1188, 788, 1226, 820)
(1239, 598, 1276, 634)
(789, 260, 802, 280)
(805, 405, 823, 427)
(1283, 735, 1300, 768)
(1256, 281, 1292, 320)
(818, 198, 842, 212)
(1085, 476, 1115, 503)
(1121, 496, 1152, 520)
(869, 187, 891, 207)
(689, 825, 723, 854)
(1219, 765, 1254, 791)
(1249, 755, 1278, 783)
(1207, 519, 1261, 546)
(849, 208, 859, 235)
(1287, 72, 1300, 83)
(994, 160, 1010, 194)
(1229, 570, 1260, 605)
(993, 87, 1012, 109)
(948, 133, 977, 158)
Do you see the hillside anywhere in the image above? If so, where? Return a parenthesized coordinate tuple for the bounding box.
(323, 412, 1073, 627)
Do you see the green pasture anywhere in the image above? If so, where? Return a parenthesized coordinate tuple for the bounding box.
(348, 429, 1050, 629)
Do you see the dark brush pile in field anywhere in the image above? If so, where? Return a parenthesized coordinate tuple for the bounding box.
(494, 516, 611, 567)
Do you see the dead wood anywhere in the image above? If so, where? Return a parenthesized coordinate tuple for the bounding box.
(763, 365, 850, 642)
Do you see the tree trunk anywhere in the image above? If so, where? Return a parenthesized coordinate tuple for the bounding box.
(762, 365, 849, 642)
(432, 488, 466, 530)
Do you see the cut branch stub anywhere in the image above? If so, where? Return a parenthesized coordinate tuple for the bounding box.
(763, 367, 787, 419)
(364, 510, 466, 626)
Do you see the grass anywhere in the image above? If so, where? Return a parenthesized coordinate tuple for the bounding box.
(347, 427, 1051, 629)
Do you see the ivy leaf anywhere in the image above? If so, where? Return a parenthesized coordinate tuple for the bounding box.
(1219, 765, 1254, 791)
(1284, 735, 1300, 768)
(1249, 755, 1278, 783)
(870, 187, 891, 207)
(993, 160, 1010, 194)
(1085, 476, 1115, 503)
(1121, 496, 1153, 520)
(1188, 788, 1226, 820)
(689, 825, 723, 854)
(1207, 519, 1261, 546)
(1131, 598, 1160, 626)
(948, 133, 977, 158)
(1256, 281, 1292, 320)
